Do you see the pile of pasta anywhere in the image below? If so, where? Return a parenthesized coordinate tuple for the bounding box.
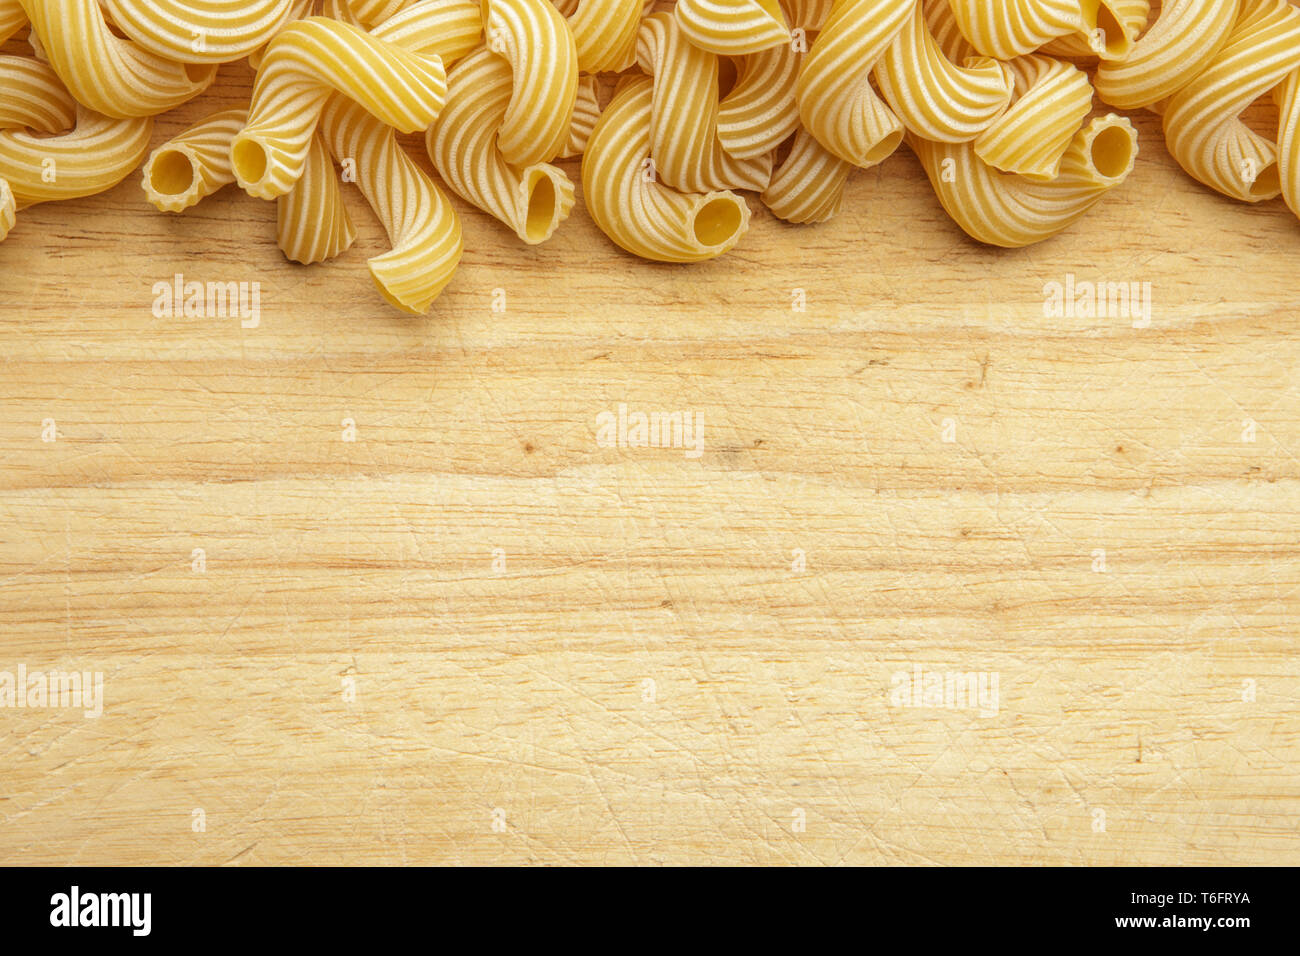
(2, 0, 1300, 313)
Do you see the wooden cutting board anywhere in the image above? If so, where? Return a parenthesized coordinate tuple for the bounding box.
(1, 68, 1298, 865)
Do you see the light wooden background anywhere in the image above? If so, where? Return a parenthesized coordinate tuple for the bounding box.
(1, 61, 1298, 866)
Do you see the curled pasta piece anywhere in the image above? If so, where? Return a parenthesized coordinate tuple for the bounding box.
(321, 0, 405, 27)
(0, 106, 153, 208)
(483, 0, 579, 167)
(1043, 0, 1149, 61)
(320, 96, 462, 314)
(277, 132, 356, 264)
(18, 0, 217, 119)
(973, 54, 1093, 181)
(637, 11, 772, 192)
(762, 128, 853, 223)
(428, 48, 575, 244)
(230, 16, 447, 200)
(717, 35, 801, 160)
(582, 75, 751, 263)
(97, 1, 302, 64)
(559, 74, 601, 158)
(946, 0, 1094, 60)
(795, 0, 913, 167)
(1095, 0, 1240, 111)
(923, 0, 976, 61)
(674, 0, 790, 55)
(0, 0, 26, 46)
(370, 0, 483, 67)
(911, 113, 1138, 247)
(0, 176, 13, 240)
(874, 2, 1012, 143)
(0, 55, 76, 134)
(782, 0, 832, 32)
(142, 108, 247, 213)
(562, 0, 642, 72)
(1163, 0, 1300, 203)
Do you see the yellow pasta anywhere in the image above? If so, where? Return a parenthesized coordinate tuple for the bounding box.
(321, 0, 404, 28)
(782, 0, 833, 33)
(762, 128, 854, 223)
(583, 75, 751, 263)
(674, 0, 791, 55)
(483, 0, 579, 167)
(973, 54, 1093, 181)
(945, 0, 1094, 60)
(717, 33, 802, 160)
(142, 108, 247, 213)
(562, 0, 642, 72)
(97, 1, 303, 64)
(0, 106, 153, 208)
(0, 0, 25, 46)
(0, 55, 76, 134)
(18, 0, 217, 119)
(1163, 0, 1300, 203)
(559, 74, 602, 158)
(1095, 0, 1240, 111)
(874, 1, 1013, 143)
(1278, 69, 1300, 222)
(320, 96, 462, 313)
(276, 132, 356, 264)
(1043, 0, 1149, 61)
(0, 176, 14, 241)
(637, 11, 772, 192)
(428, 48, 576, 244)
(911, 113, 1138, 247)
(795, 0, 912, 167)
(369, 0, 483, 67)
(230, 16, 447, 199)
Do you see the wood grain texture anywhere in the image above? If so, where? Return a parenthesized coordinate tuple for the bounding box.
(1, 63, 1298, 866)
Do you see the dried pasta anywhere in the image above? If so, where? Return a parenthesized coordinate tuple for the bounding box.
(0, 55, 76, 134)
(0, 176, 14, 240)
(276, 132, 356, 264)
(97, 1, 303, 64)
(762, 128, 854, 223)
(973, 54, 1093, 181)
(674, 0, 791, 56)
(320, 96, 462, 314)
(912, 113, 1139, 247)
(717, 32, 802, 160)
(142, 108, 248, 212)
(563, 0, 642, 72)
(427, 48, 575, 244)
(582, 76, 751, 262)
(231, 16, 447, 199)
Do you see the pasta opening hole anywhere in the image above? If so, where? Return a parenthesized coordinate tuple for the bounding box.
(1096, 6, 1125, 56)
(1089, 125, 1132, 179)
(232, 138, 269, 187)
(524, 176, 556, 242)
(184, 62, 211, 83)
(150, 151, 197, 196)
(864, 129, 904, 166)
(1250, 163, 1280, 199)
(693, 197, 743, 247)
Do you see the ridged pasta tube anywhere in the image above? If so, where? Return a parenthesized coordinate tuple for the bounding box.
(674, 0, 791, 55)
(370, 0, 483, 67)
(717, 35, 801, 160)
(637, 12, 772, 192)
(762, 128, 854, 223)
(562, 0, 642, 72)
(973, 55, 1093, 181)
(582, 76, 751, 263)
(142, 108, 247, 212)
(18, 0, 217, 119)
(1043, 0, 1149, 61)
(1095, 0, 1239, 110)
(1162, 0, 1300, 203)
(0, 106, 153, 208)
(874, 1, 1013, 143)
(911, 113, 1138, 247)
(230, 16, 447, 200)
(559, 74, 601, 158)
(276, 132, 356, 264)
(322, 0, 405, 28)
(0, 176, 14, 241)
(0, 55, 76, 134)
(946, 0, 1095, 60)
(428, 48, 576, 244)
(320, 96, 463, 314)
(795, 0, 913, 167)
(0, 0, 24, 46)
(483, 0, 579, 167)
(97, 1, 303, 64)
